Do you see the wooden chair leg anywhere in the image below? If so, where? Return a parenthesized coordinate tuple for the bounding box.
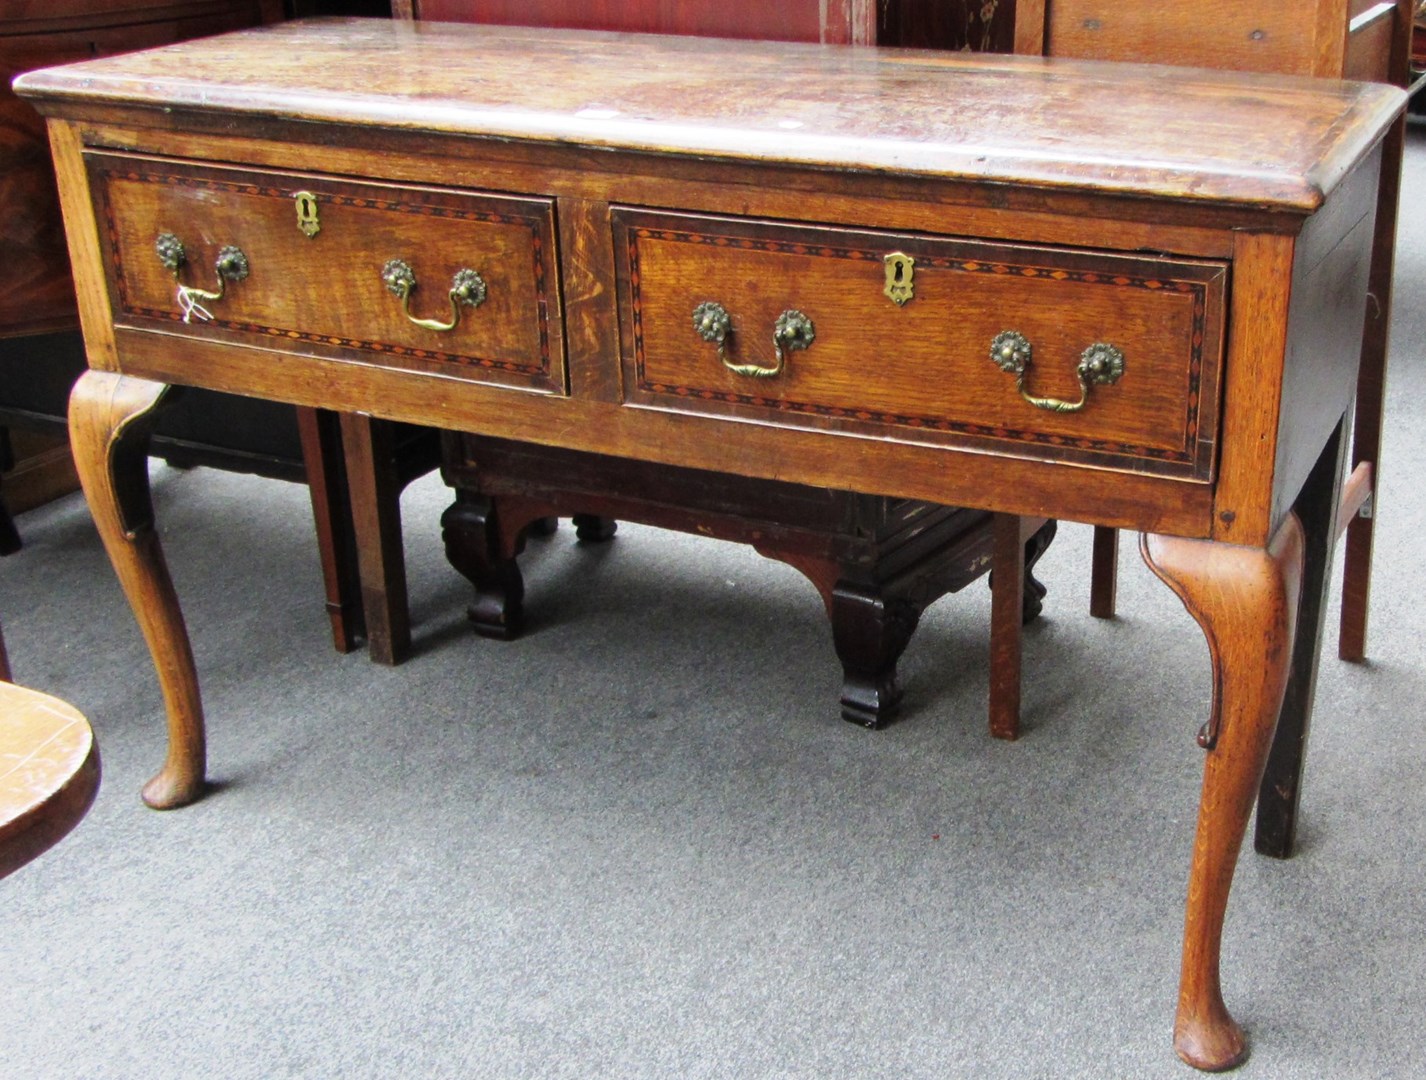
(985, 515, 1059, 740)
(1090, 524, 1118, 619)
(69, 370, 205, 809)
(338, 413, 410, 666)
(989, 513, 1024, 740)
(1340, 472, 1377, 662)
(295, 407, 364, 653)
(1338, 109, 1404, 662)
(0, 617, 11, 682)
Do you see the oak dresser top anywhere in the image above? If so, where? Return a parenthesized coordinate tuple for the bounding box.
(13, 16, 1405, 214)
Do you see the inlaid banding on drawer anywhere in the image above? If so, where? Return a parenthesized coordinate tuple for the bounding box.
(615, 209, 1227, 480)
(87, 153, 565, 393)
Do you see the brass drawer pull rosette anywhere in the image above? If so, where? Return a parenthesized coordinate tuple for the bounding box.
(154, 232, 249, 324)
(692, 301, 815, 379)
(989, 330, 1125, 414)
(381, 258, 487, 333)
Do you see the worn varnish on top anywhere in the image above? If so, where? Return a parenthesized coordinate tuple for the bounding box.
(10, 19, 1410, 1068)
(13, 16, 1405, 213)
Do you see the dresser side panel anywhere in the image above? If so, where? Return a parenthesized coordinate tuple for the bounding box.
(1270, 150, 1383, 531)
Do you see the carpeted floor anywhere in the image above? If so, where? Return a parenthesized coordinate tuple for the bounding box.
(3, 122, 1426, 1080)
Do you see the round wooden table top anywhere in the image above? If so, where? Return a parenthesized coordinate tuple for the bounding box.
(1, 681, 100, 880)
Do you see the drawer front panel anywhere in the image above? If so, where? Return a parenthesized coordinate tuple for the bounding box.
(88, 153, 565, 393)
(616, 209, 1226, 479)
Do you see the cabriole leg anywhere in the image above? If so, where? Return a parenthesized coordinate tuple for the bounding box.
(69, 370, 205, 809)
(1142, 514, 1305, 1071)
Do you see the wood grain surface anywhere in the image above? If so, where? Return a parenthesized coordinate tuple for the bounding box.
(0, 679, 99, 879)
(13, 17, 1404, 213)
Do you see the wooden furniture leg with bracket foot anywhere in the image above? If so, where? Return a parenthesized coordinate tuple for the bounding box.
(825, 577, 922, 728)
(68, 370, 205, 809)
(1143, 514, 1305, 1071)
(571, 513, 617, 542)
(440, 490, 556, 641)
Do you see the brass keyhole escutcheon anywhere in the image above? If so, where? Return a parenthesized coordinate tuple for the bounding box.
(294, 191, 321, 238)
(883, 252, 914, 306)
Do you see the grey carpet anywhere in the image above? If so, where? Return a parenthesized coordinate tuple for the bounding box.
(4, 130, 1426, 1080)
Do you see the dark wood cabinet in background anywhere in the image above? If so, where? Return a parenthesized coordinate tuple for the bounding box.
(0, 2, 284, 534)
(0, 2, 283, 337)
(0, 0, 440, 668)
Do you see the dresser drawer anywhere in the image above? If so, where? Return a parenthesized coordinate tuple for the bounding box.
(615, 209, 1227, 480)
(87, 153, 565, 393)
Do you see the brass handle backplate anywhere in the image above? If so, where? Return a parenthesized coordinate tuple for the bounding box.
(692, 301, 814, 378)
(155, 232, 249, 324)
(381, 258, 487, 333)
(989, 330, 1124, 414)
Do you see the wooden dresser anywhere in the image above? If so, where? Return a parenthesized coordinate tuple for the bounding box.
(14, 19, 1403, 1068)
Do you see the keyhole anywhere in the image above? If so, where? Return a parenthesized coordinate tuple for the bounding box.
(294, 191, 321, 238)
(883, 253, 915, 306)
